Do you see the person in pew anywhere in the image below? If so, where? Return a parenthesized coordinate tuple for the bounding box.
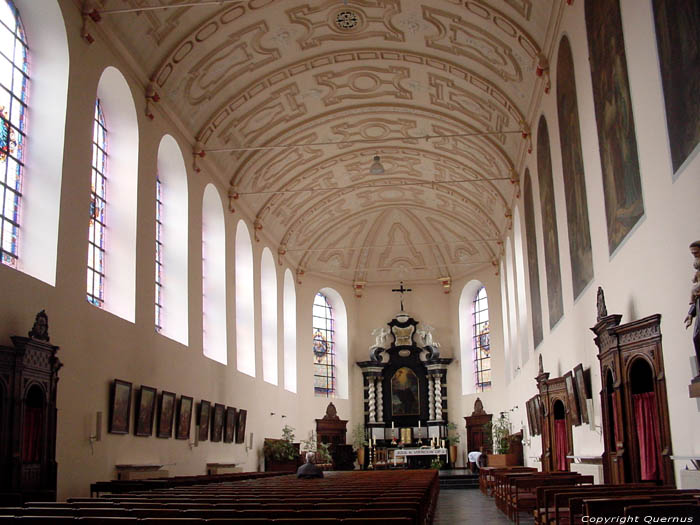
(297, 452, 324, 479)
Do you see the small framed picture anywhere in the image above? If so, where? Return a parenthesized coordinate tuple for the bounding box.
(157, 390, 176, 438)
(565, 372, 581, 426)
(534, 395, 543, 435)
(224, 407, 237, 443)
(109, 379, 132, 435)
(573, 364, 590, 424)
(134, 385, 157, 437)
(198, 400, 211, 442)
(175, 395, 193, 440)
(211, 403, 225, 442)
(235, 408, 247, 444)
(525, 397, 535, 437)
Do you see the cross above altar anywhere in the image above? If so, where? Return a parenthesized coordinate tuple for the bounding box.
(392, 281, 412, 311)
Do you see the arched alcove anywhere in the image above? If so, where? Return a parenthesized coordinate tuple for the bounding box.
(235, 220, 255, 377)
(260, 247, 277, 385)
(156, 134, 188, 345)
(283, 268, 297, 393)
(202, 184, 227, 365)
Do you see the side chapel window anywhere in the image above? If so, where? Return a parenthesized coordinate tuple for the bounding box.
(0, 0, 28, 268)
(87, 99, 107, 307)
(473, 286, 491, 391)
(313, 292, 336, 396)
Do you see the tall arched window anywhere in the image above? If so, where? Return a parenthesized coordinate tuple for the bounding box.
(260, 247, 278, 385)
(283, 269, 297, 393)
(87, 99, 107, 307)
(0, 0, 28, 269)
(202, 184, 226, 364)
(472, 287, 491, 392)
(156, 135, 188, 344)
(313, 292, 335, 397)
(235, 220, 255, 377)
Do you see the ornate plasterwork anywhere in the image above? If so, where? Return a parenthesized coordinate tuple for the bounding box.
(94, 0, 558, 284)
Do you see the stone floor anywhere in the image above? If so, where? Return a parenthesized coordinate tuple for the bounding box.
(434, 488, 527, 524)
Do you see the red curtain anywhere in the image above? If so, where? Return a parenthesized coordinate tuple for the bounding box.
(611, 391, 620, 443)
(633, 392, 660, 481)
(22, 407, 42, 462)
(554, 419, 568, 471)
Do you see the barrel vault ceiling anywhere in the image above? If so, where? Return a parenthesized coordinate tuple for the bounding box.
(93, 0, 561, 288)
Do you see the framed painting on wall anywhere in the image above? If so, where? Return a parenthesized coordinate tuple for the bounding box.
(564, 372, 581, 426)
(534, 395, 543, 435)
(175, 395, 193, 440)
(134, 385, 157, 437)
(224, 407, 237, 443)
(198, 400, 211, 442)
(157, 390, 176, 438)
(573, 364, 590, 424)
(525, 398, 535, 437)
(109, 379, 132, 434)
(211, 403, 225, 442)
(236, 409, 247, 444)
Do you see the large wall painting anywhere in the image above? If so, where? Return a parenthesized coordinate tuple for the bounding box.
(523, 169, 543, 347)
(391, 367, 419, 416)
(537, 116, 564, 328)
(585, 0, 644, 254)
(652, 0, 700, 174)
(556, 36, 594, 299)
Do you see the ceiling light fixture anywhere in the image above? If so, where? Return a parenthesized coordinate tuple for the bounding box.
(369, 155, 385, 175)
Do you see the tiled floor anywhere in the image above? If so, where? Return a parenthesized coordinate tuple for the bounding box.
(433, 489, 521, 524)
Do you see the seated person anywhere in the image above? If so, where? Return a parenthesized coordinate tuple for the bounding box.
(297, 452, 324, 478)
(468, 450, 483, 473)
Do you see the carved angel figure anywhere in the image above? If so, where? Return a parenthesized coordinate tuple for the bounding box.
(417, 324, 435, 348)
(371, 327, 390, 349)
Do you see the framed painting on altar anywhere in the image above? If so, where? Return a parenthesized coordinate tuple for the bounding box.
(391, 367, 419, 416)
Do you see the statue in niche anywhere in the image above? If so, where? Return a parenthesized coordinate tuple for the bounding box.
(596, 286, 608, 321)
(28, 309, 50, 342)
(684, 240, 700, 375)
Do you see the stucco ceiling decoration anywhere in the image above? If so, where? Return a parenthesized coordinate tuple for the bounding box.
(96, 0, 557, 285)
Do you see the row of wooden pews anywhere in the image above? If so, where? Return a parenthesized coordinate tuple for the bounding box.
(0, 470, 439, 524)
(481, 466, 700, 524)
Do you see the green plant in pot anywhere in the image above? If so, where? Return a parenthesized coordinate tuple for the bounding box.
(484, 412, 514, 466)
(430, 457, 445, 470)
(446, 421, 460, 465)
(300, 430, 332, 465)
(263, 424, 297, 462)
(351, 423, 369, 469)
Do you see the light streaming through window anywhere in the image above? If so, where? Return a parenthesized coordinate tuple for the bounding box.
(313, 292, 335, 397)
(0, 0, 28, 268)
(473, 286, 491, 392)
(155, 175, 163, 332)
(87, 99, 107, 307)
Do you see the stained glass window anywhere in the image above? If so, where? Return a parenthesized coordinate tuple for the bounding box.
(155, 175, 163, 332)
(313, 292, 335, 396)
(0, 0, 28, 268)
(473, 286, 491, 392)
(87, 99, 107, 307)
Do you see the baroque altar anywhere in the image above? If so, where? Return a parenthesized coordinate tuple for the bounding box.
(357, 311, 453, 444)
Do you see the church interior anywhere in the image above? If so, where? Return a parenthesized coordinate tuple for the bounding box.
(0, 0, 699, 521)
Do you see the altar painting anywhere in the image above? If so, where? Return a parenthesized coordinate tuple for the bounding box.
(391, 367, 419, 416)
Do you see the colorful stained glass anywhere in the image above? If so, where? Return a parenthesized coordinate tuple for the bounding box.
(473, 287, 491, 392)
(87, 99, 107, 307)
(0, 0, 28, 268)
(313, 292, 335, 396)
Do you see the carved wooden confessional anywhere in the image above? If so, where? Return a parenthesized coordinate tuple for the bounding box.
(0, 311, 62, 501)
(536, 357, 574, 472)
(591, 291, 673, 485)
(464, 397, 492, 452)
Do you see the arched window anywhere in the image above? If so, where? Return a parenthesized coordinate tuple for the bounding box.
(0, 0, 28, 269)
(235, 220, 255, 376)
(260, 247, 277, 385)
(156, 135, 188, 344)
(313, 292, 335, 397)
(472, 287, 491, 392)
(202, 184, 226, 364)
(283, 268, 297, 393)
(87, 99, 107, 307)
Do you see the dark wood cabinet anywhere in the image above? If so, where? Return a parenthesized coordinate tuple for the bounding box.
(0, 322, 62, 502)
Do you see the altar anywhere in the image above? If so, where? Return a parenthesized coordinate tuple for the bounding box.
(356, 291, 453, 468)
(392, 447, 448, 468)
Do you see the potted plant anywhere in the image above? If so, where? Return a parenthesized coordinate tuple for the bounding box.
(263, 424, 299, 472)
(446, 421, 461, 466)
(351, 423, 369, 469)
(484, 412, 517, 467)
(430, 457, 445, 470)
(300, 430, 333, 470)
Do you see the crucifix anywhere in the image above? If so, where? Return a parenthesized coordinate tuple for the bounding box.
(392, 281, 412, 312)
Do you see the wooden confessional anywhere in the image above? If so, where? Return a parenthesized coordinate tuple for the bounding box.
(592, 304, 674, 485)
(0, 311, 62, 502)
(536, 359, 574, 472)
